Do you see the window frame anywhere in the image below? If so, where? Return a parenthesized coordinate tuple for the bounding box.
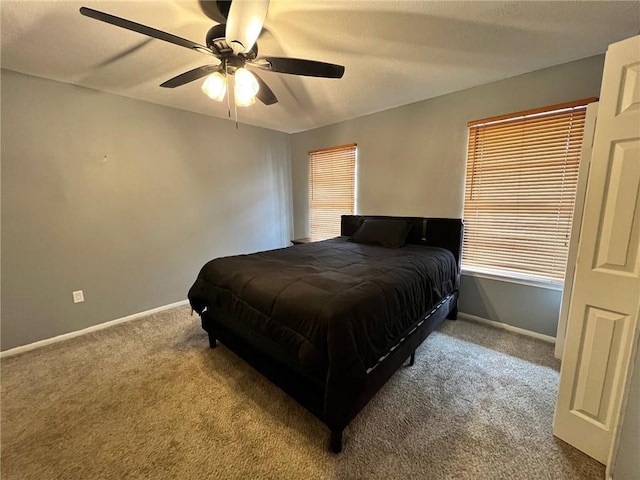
(308, 143, 357, 241)
(462, 97, 597, 286)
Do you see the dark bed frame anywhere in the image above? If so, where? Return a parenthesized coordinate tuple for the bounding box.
(199, 215, 463, 453)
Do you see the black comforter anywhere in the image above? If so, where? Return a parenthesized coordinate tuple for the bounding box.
(188, 237, 457, 381)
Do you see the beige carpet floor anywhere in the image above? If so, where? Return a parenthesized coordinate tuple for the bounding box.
(1, 305, 605, 479)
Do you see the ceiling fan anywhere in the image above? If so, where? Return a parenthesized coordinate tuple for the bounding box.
(79, 1, 345, 108)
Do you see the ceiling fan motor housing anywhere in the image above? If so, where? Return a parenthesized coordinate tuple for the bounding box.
(206, 24, 230, 54)
(206, 24, 258, 60)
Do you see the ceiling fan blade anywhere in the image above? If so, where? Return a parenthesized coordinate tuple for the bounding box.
(79, 7, 213, 55)
(254, 57, 345, 78)
(198, 1, 231, 23)
(225, 0, 269, 54)
(160, 65, 220, 88)
(216, 1, 232, 21)
(251, 72, 278, 105)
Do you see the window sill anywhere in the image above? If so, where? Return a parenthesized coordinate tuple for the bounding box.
(461, 267, 564, 291)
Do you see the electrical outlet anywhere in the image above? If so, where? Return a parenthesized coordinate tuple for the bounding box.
(72, 290, 84, 303)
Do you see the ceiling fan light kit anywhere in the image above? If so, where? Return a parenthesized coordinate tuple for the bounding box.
(79, 1, 345, 124)
(200, 67, 259, 107)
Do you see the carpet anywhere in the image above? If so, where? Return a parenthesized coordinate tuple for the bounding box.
(0, 305, 605, 479)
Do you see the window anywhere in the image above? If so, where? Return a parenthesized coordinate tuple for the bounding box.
(309, 143, 357, 240)
(463, 98, 596, 283)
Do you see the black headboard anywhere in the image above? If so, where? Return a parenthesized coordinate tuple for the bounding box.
(341, 215, 464, 269)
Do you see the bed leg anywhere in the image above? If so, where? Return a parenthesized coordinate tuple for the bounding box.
(446, 305, 458, 320)
(408, 352, 415, 367)
(330, 429, 343, 454)
(207, 330, 217, 349)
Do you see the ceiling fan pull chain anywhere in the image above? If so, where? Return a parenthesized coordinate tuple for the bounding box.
(225, 63, 231, 118)
(234, 93, 239, 130)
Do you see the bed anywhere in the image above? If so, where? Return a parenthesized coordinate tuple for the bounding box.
(188, 215, 463, 452)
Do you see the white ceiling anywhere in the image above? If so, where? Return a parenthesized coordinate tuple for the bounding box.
(1, 1, 638, 133)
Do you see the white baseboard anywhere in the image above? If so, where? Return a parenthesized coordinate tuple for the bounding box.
(457, 312, 556, 344)
(2, 304, 554, 357)
(0, 300, 190, 358)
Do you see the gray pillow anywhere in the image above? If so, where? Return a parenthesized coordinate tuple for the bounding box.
(349, 219, 413, 248)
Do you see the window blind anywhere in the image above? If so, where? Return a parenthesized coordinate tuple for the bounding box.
(309, 143, 356, 241)
(463, 98, 596, 283)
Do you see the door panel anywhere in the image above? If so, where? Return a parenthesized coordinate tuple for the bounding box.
(594, 140, 640, 273)
(572, 306, 627, 424)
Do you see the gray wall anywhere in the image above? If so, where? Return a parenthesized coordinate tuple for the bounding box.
(458, 276, 561, 337)
(291, 55, 604, 337)
(1, 69, 292, 351)
(0, 55, 607, 349)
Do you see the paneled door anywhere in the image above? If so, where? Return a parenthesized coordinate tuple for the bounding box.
(553, 34, 640, 464)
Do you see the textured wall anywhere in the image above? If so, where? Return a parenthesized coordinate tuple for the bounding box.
(290, 55, 605, 336)
(1, 70, 292, 350)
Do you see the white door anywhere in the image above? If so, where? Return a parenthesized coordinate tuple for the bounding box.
(553, 34, 640, 465)
(555, 101, 599, 359)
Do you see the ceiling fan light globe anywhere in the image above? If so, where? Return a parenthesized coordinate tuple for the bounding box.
(201, 72, 227, 101)
(235, 68, 260, 98)
(235, 92, 257, 107)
